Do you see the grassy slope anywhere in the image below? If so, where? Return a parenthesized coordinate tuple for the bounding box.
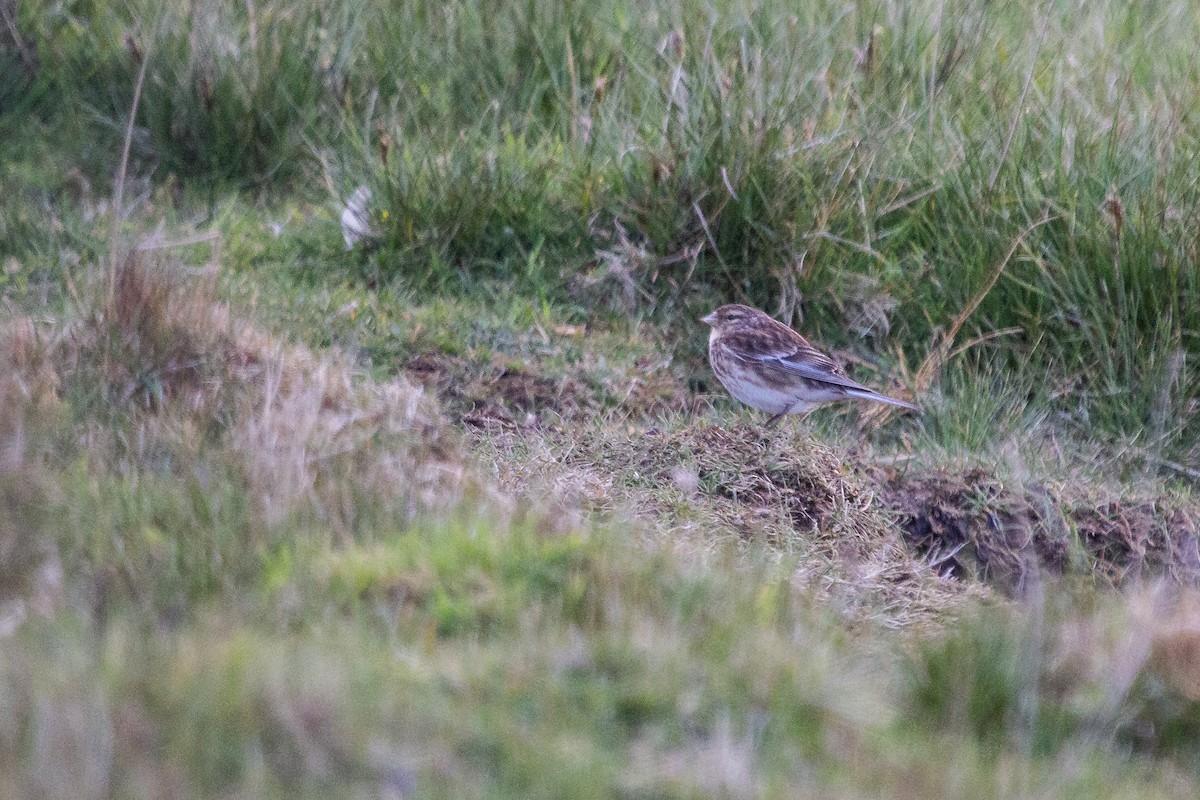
(5, 0, 1200, 796)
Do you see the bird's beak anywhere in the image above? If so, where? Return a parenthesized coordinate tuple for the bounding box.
(700, 311, 717, 326)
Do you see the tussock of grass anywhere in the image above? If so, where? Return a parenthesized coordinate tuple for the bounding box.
(88, 253, 460, 527)
(0, 253, 461, 617)
(26, 0, 353, 186)
(909, 585, 1200, 768)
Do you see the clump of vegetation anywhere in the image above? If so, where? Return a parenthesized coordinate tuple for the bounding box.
(1, 251, 460, 618)
(908, 586, 1200, 766)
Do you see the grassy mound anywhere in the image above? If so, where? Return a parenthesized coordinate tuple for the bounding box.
(474, 397, 1200, 610)
(0, 253, 461, 620)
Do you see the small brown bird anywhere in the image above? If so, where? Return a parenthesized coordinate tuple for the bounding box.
(701, 304, 917, 426)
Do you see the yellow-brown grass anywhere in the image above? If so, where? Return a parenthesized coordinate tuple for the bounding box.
(3, 253, 464, 538)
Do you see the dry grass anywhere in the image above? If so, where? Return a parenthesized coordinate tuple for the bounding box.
(473, 398, 1200, 631)
(883, 467, 1200, 595)
(0, 316, 64, 633)
(403, 343, 702, 430)
(476, 417, 988, 629)
(2, 252, 464, 539)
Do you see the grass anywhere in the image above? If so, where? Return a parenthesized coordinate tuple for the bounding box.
(6, 0, 1200, 795)
(175, 0, 1200, 456)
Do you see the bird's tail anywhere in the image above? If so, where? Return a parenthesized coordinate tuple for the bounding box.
(848, 389, 920, 412)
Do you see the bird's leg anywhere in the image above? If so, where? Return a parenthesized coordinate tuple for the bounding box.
(765, 411, 786, 428)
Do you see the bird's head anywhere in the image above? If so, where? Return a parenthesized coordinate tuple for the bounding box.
(701, 304, 759, 331)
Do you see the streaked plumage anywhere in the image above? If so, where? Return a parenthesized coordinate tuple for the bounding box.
(701, 304, 917, 426)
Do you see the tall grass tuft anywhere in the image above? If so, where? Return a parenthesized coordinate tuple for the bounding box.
(28, 0, 364, 186)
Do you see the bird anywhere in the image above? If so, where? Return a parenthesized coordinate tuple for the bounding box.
(701, 303, 917, 426)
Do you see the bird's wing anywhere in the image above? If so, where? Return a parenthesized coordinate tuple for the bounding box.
(725, 328, 872, 392)
(765, 348, 873, 392)
(761, 342, 919, 409)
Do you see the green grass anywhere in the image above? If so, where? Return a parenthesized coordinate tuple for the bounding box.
(15, 0, 1194, 452)
(6, 0, 1200, 795)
